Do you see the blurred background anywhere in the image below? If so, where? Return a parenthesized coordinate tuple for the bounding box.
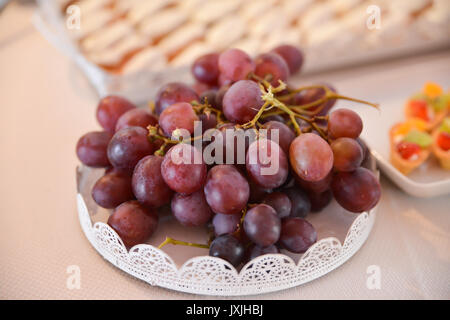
(32, 0, 450, 102)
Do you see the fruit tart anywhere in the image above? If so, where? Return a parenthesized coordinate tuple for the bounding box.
(432, 117, 450, 170)
(390, 119, 432, 175)
(404, 82, 449, 131)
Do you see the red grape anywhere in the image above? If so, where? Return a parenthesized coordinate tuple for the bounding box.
(254, 53, 290, 87)
(161, 144, 207, 194)
(132, 155, 173, 208)
(289, 133, 333, 182)
(212, 213, 241, 236)
(192, 82, 212, 96)
(243, 204, 281, 247)
(191, 52, 220, 85)
(155, 82, 199, 115)
(331, 167, 381, 213)
(92, 169, 134, 209)
(159, 102, 199, 138)
(271, 44, 304, 74)
(115, 108, 158, 132)
(218, 73, 234, 87)
(209, 234, 245, 267)
(261, 114, 285, 123)
(292, 83, 336, 116)
(204, 165, 249, 214)
(218, 48, 255, 82)
(331, 137, 364, 172)
(246, 139, 289, 189)
(198, 113, 218, 133)
(248, 179, 271, 202)
(171, 190, 212, 227)
(279, 217, 317, 253)
(308, 189, 332, 212)
(263, 192, 292, 219)
(261, 120, 295, 154)
(247, 244, 279, 262)
(295, 171, 332, 193)
(283, 187, 311, 218)
(76, 131, 112, 167)
(356, 137, 369, 162)
(107, 127, 154, 169)
(214, 84, 230, 110)
(200, 89, 218, 108)
(107, 200, 158, 248)
(96, 95, 136, 132)
(328, 109, 363, 139)
(222, 80, 264, 124)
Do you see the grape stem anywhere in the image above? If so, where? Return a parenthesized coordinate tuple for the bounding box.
(192, 99, 226, 124)
(154, 142, 167, 156)
(158, 237, 210, 249)
(148, 101, 156, 114)
(239, 80, 378, 140)
(231, 208, 248, 239)
(249, 73, 272, 89)
(239, 207, 248, 225)
(277, 84, 329, 101)
(247, 82, 303, 135)
(239, 101, 271, 129)
(260, 110, 284, 119)
(147, 125, 180, 144)
(147, 125, 204, 156)
(148, 79, 379, 152)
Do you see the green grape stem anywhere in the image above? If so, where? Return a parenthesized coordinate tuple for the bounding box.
(192, 99, 226, 125)
(240, 80, 378, 139)
(239, 101, 271, 129)
(147, 124, 205, 156)
(158, 237, 210, 249)
(231, 207, 248, 240)
(148, 80, 378, 154)
(277, 84, 330, 103)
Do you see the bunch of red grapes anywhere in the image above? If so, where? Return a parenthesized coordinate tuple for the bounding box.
(76, 45, 381, 268)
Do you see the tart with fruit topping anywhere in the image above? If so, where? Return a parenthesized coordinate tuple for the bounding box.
(404, 82, 449, 131)
(390, 119, 432, 175)
(432, 117, 450, 170)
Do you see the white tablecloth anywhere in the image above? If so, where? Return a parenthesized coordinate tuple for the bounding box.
(0, 2, 449, 300)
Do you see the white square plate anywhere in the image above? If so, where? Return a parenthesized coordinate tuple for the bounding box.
(360, 97, 450, 198)
(299, 51, 450, 198)
(349, 87, 450, 198)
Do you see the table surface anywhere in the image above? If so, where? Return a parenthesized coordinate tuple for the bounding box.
(1, 2, 449, 300)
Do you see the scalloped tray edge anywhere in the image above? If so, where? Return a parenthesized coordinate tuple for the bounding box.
(76, 192, 376, 296)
